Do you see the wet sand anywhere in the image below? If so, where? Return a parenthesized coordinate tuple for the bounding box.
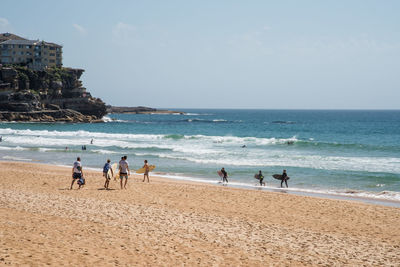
(1, 162, 400, 266)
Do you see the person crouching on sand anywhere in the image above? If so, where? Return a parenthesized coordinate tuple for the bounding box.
(119, 156, 130, 189)
(103, 159, 113, 190)
(71, 157, 83, 190)
(143, 160, 150, 183)
(281, 169, 288, 188)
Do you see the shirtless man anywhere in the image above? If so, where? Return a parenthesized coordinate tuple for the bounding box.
(142, 160, 150, 183)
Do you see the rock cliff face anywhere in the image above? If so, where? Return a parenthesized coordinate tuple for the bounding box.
(0, 65, 106, 122)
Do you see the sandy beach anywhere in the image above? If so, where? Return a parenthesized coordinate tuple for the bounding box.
(1, 162, 399, 266)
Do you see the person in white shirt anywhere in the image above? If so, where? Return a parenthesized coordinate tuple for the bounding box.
(70, 157, 84, 189)
(119, 155, 130, 189)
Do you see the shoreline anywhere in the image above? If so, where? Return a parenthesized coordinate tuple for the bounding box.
(3, 160, 400, 208)
(148, 173, 400, 208)
(1, 161, 400, 265)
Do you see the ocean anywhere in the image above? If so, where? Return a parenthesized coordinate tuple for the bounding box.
(1, 109, 399, 202)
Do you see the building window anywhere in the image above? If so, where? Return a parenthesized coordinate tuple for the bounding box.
(50, 59, 55, 63)
(49, 47, 55, 50)
(50, 53, 55, 56)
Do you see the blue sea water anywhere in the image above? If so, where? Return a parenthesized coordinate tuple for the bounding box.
(1, 109, 399, 201)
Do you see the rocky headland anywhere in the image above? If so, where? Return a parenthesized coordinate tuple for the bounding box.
(0, 65, 107, 122)
(106, 105, 184, 115)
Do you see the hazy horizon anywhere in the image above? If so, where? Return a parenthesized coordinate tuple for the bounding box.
(1, 0, 399, 109)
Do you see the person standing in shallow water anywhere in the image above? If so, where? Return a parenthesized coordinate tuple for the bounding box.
(258, 170, 265, 186)
(221, 167, 228, 183)
(142, 160, 150, 183)
(281, 169, 288, 188)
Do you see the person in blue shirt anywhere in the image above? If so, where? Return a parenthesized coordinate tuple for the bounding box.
(103, 159, 114, 190)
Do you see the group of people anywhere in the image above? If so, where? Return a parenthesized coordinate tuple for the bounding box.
(70, 157, 289, 190)
(70, 155, 151, 190)
(219, 168, 289, 188)
(257, 169, 289, 187)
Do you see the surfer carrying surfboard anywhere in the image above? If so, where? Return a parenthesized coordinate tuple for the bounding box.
(258, 170, 265, 186)
(221, 167, 228, 183)
(281, 170, 288, 188)
(103, 159, 113, 190)
(142, 160, 150, 183)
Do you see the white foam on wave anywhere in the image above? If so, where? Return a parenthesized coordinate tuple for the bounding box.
(2, 155, 32, 161)
(0, 128, 298, 146)
(0, 146, 27, 151)
(151, 172, 400, 203)
(1, 127, 399, 174)
(150, 152, 400, 173)
(91, 149, 119, 154)
(102, 116, 129, 123)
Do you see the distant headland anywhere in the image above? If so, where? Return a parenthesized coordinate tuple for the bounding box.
(106, 106, 184, 115)
(0, 33, 181, 122)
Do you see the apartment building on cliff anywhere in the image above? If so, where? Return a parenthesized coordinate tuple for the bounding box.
(0, 33, 62, 70)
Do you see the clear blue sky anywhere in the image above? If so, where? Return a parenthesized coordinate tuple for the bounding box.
(1, 0, 399, 109)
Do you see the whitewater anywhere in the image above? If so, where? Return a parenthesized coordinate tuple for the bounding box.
(0, 109, 399, 202)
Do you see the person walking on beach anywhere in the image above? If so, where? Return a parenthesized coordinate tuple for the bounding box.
(258, 170, 265, 186)
(119, 155, 130, 189)
(281, 169, 288, 188)
(70, 157, 84, 190)
(103, 159, 113, 190)
(221, 167, 228, 184)
(142, 160, 150, 183)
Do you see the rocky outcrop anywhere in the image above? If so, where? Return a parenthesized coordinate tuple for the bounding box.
(0, 65, 107, 122)
(106, 105, 184, 114)
(0, 110, 102, 123)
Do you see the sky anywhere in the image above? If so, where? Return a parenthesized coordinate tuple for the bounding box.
(1, 0, 399, 109)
